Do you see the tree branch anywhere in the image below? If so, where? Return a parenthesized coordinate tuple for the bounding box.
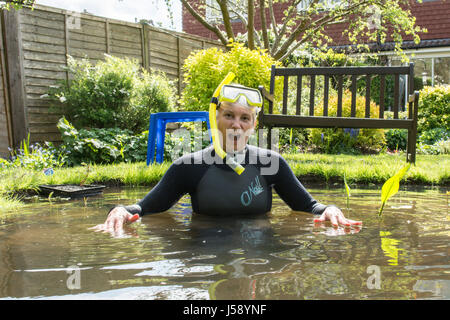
(247, 0, 255, 50)
(259, 0, 270, 50)
(217, 0, 235, 41)
(274, 0, 372, 60)
(270, 0, 304, 56)
(228, 2, 262, 48)
(279, 17, 352, 61)
(180, 0, 228, 44)
(267, 0, 278, 35)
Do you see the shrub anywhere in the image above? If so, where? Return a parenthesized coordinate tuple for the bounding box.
(126, 69, 177, 133)
(57, 117, 148, 166)
(385, 129, 408, 151)
(309, 92, 386, 153)
(180, 41, 282, 112)
(418, 127, 450, 145)
(47, 55, 176, 133)
(384, 111, 409, 120)
(417, 85, 450, 134)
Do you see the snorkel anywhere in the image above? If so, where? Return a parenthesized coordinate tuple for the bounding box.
(209, 72, 245, 175)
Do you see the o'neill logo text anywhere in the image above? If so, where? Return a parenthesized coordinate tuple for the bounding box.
(241, 176, 264, 206)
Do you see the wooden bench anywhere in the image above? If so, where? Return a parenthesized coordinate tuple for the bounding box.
(258, 63, 420, 163)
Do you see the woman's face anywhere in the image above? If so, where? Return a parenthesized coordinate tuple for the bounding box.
(216, 101, 257, 153)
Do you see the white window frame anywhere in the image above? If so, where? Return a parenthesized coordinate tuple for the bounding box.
(369, 46, 450, 87)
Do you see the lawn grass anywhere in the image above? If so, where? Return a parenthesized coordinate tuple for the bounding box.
(284, 153, 449, 186)
(0, 152, 448, 213)
(0, 193, 25, 212)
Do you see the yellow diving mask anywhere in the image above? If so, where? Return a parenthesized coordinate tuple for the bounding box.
(217, 84, 263, 111)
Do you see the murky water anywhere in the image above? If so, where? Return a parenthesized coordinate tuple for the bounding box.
(0, 185, 448, 300)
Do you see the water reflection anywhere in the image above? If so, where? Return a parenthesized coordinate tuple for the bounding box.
(0, 186, 448, 300)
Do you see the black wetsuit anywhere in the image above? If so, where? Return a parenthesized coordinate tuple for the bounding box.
(119, 145, 328, 217)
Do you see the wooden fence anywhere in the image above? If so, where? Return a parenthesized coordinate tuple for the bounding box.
(0, 16, 12, 158)
(0, 4, 224, 158)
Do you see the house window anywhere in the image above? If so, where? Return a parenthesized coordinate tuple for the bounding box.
(391, 56, 450, 87)
(297, 0, 344, 12)
(412, 58, 434, 86)
(206, 0, 245, 22)
(434, 57, 450, 85)
(411, 57, 450, 87)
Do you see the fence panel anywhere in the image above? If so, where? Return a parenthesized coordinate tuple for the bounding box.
(19, 7, 66, 143)
(0, 18, 11, 158)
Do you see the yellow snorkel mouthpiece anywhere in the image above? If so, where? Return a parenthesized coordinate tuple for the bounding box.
(209, 72, 245, 175)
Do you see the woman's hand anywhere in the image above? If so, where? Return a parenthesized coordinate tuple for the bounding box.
(314, 206, 362, 228)
(90, 207, 140, 234)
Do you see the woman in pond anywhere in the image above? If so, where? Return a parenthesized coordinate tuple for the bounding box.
(92, 81, 362, 234)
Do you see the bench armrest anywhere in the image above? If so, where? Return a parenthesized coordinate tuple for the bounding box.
(258, 85, 273, 103)
(408, 91, 419, 103)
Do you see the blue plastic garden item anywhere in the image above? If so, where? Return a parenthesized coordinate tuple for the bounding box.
(147, 111, 212, 164)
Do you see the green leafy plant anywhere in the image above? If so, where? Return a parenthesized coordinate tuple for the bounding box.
(163, 127, 211, 162)
(47, 55, 176, 133)
(385, 129, 408, 151)
(126, 69, 178, 133)
(1, 0, 35, 10)
(357, 74, 398, 111)
(278, 127, 309, 153)
(379, 163, 411, 217)
(417, 139, 450, 155)
(56, 117, 148, 166)
(344, 172, 351, 212)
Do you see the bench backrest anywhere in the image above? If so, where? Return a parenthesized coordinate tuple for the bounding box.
(261, 63, 417, 123)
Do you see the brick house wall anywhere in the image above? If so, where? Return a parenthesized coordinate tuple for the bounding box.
(182, 0, 450, 46)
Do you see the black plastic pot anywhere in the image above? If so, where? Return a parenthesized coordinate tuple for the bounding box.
(38, 184, 106, 198)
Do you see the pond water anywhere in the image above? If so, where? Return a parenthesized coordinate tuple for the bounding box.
(0, 185, 448, 300)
